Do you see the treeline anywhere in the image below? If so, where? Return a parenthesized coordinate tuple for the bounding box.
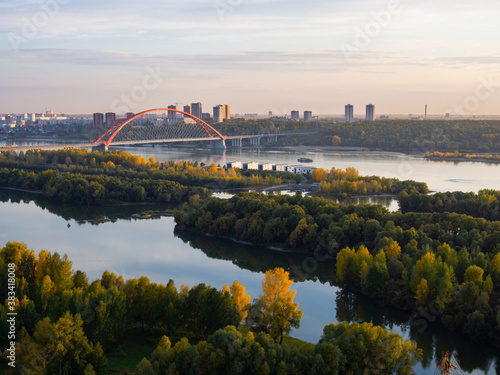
(425, 151, 500, 161)
(174, 192, 500, 345)
(311, 167, 428, 196)
(0, 242, 241, 374)
(398, 190, 500, 221)
(0, 242, 421, 374)
(318, 120, 500, 153)
(134, 322, 420, 375)
(217, 118, 500, 153)
(0, 149, 252, 189)
(0, 149, 300, 188)
(0, 168, 210, 205)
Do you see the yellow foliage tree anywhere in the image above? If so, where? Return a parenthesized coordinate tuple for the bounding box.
(248, 268, 303, 343)
(384, 240, 401, 261)
(415, 278, 429, 307)
(230, 281, 251, 322)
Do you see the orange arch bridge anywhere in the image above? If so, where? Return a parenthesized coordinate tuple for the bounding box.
(91, 108, 226, 149)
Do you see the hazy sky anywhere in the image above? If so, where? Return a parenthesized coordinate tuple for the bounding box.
(1, 0, 499, 116)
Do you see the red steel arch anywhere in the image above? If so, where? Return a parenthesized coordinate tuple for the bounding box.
(91, 108, 226, 146)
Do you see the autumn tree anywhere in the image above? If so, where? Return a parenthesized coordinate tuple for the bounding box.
(331, 135, 342, 146)
(230, 281, 251, 322)
(247, 267, 303, 343)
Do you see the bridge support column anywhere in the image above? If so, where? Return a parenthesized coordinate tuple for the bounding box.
(211, 139, 226, 150)
(92, 144, 108, 152)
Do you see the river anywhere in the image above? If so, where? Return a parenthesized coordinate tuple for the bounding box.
(1, 142, 499, 374)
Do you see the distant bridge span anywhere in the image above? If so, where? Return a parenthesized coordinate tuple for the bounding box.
(90, 108, 227, 150)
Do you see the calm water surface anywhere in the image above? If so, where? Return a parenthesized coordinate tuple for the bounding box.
(1, 144, 499, 374)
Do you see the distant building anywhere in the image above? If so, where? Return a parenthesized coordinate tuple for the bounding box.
(168, 105, 177, 119)
(273, 165, 286, 172)
(243, 162, 259, 170)
(183, 105, 191, 116)
(202, 113, 210, 120)
(380, 115, 389, 120)
(291, 110, 299, 120)
(191, 103, 202, 118)
(345, 104, 353, 123)
(105, 112, 116, 128)
(93, 113, 104, 128)
(125, 112, 134, 119)
(293, 166, 317, 175)
(226, 161, 242, 169)
(223, 105, 230, 120)
(366, 104, 375, 121)
(259, 163, 274, 171)
(268, 111, 273, 117)
(304, 111, 312, 122)
(213, 105, 224, 123)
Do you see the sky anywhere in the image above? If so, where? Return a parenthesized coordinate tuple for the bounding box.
(0, 0, 499, 116)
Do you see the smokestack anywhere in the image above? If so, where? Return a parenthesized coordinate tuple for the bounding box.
(425, 104, 427, 121)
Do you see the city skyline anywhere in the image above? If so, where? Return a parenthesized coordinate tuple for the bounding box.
(1, 0, 499, 115)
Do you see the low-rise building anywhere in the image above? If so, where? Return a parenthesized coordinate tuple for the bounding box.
(259, 163, 274, 171)
(243, 162, 259, 170)
(226, 161, 242, 169)
(293, 166, 317, 175)
(273, 165, 286, 172)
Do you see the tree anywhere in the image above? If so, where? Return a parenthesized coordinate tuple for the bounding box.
(464, 265, 484, 285)
(319, 322, 421, 375)
(332, 135, 342, 146)
(230, 281, 251, 322)
(247, 268, 303, 343)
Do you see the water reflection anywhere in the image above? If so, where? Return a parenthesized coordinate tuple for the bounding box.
(0, 189, 498, 374)
(0, 189, 175, 223)
(176, 228, 499, 375)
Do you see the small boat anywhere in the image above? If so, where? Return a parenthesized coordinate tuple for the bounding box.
(298, 157, 313, 163)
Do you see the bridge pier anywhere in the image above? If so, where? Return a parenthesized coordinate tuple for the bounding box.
(210, 139, 226, 150)
(92, 144, 108, 152)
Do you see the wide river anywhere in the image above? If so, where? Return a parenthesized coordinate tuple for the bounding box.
(1, 142, 499, 374)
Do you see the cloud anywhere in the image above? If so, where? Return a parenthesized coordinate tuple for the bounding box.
(0, 47, 414, 73)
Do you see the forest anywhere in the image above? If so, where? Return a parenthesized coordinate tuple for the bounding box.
(310, 167, 428, 197)
(216, 118, 500, 153)
(174, 192, 500, 346)
(0, 149, 430, 205)
(0, 242, 421, 374)
(398, 190, 500, 221)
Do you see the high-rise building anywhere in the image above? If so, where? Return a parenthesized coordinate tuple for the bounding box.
(345, 104, 353, 123)
(291, 110, 299, 120)
(105, 112, 116, 128)
(125, 112, 134, 119)
(183, 105, 191, 116)
(213, 105, 224, 123)
(168, 105, 177, 119)
(223, 104, 230, 120)
(304, 111, 312, 122)
(366, 104, 375, 121)
(191, 102, 202, 118)
(93, 113, 104, 128)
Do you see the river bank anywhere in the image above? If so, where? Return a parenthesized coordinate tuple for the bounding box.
(276, 145, 407, 157)
(425, 156, 500, 164)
